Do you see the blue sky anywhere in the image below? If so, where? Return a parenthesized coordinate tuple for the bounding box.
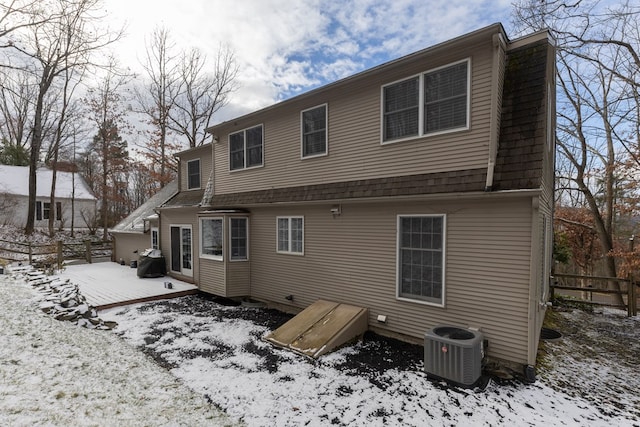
(104, 0, 515, 123)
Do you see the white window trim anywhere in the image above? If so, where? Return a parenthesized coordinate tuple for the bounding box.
(229, 124, 265, 172)
(150, 227, 159, 249)
(229, 217, 249, 262)
(276, 216, 304, 255)
(199, 217, 224, 261)
(187, 158, 201, 190)
(395, 214, 446, 308)
(380, 58, 471, 145)
(300, 103, 328, 159)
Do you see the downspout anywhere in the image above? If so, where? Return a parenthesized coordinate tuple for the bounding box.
(485, 32, 507, 191)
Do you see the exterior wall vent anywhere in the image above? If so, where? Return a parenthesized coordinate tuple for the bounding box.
(424, 325, 484, 387)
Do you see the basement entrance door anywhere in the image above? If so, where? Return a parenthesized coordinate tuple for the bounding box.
(170, 225, 193, 277)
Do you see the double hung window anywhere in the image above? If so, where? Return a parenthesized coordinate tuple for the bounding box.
(187, 159, 200, 189)
(277, 216, 304, 254)
(229, 125, 263, 170)
(383, 60, 469, 142)
(301, 104, 327, 158)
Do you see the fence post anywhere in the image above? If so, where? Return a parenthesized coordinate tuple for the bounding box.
(56, 241, 63, 270)
(85, 241, 92, 264)
(630, 278, 637, 317)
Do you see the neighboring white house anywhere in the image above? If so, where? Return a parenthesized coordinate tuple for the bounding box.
(0, 165, 97, 230)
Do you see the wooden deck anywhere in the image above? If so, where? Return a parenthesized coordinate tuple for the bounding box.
(56, 261, 198, 310)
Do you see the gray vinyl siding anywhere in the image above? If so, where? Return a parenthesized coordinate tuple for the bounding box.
(212, 39, 495, 195)
(248, 196, 533, 365)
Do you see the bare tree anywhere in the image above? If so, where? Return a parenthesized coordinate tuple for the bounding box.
(513, 0, 640, 304)
(0, 0, 58, 46)
(85, 62, 130, 240)
(1, 0, 122, 234)
(169, 44, 238, 148)
(47, 65, 84, 237)
(135, 26, 181, 187)
(0, 72, 34, 151)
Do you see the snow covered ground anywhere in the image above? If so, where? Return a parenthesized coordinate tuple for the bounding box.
(0, 273, 237, 427)
(2, 264, 639, 426)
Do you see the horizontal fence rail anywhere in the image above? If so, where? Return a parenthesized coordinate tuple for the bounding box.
(551, 273, 638, 317)
(0, 238, 112, 268)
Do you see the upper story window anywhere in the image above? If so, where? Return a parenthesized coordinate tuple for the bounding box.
(187, 159, 200, 189)
(301, 104, 327, 158)
(229, 124, 263, 171)
(382, 59, 469, 143)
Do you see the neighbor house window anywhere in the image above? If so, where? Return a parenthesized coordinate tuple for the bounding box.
(382, 59, 469, 142)
(230, 217, 248, 260)
(151, 227, 159, 249)
(229, 125, 263, 170)
(200, 218, 223, 260)
(301, 104, 327, 158)
(55, 202, 62, 221)
(43, 202, 51, 220)
(397, 215, 445, 306)
(187, 159, 200, 189)
(277, 216, 303, 254)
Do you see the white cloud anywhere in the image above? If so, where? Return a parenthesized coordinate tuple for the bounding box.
(102, 0, 515, 124)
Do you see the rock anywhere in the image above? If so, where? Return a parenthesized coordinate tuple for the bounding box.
(61, 298, 78, 308)
(13, 267, 117, 331)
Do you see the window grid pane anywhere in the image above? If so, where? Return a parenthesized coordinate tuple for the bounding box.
(229, 132, 245, 170)
(303, 106, 327, 157)
(246, 126, 263, 167)
(278, 218, 289, 252)
(182, 228, 192, 269)
(424, 62, 467, 133)
(187, 160, 200, 189)
(291, 218, 303, 253)
(399, 216, 444, 303)
(383, 77, 419, 141)
(231, 218, 247, 260)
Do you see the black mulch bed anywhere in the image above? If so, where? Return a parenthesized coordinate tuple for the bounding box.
(125, 292, 432, 389)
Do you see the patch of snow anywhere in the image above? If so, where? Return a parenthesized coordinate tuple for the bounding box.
(2, 261, 638, 426)
(0, 274, 236, 426)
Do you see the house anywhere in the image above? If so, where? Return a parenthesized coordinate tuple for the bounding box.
(110, 180, 178, 265)
(157, 23, 556, 374)
(0, 165, 97, 230)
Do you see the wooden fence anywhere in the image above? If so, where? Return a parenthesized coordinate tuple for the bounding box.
(0, 239, 112, 268)
(551, 273, 638, 317)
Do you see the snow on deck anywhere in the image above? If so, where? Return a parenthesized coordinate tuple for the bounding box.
(57, 261, 198, 309)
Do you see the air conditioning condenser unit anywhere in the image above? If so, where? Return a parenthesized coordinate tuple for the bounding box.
(424, 325, 484, 387)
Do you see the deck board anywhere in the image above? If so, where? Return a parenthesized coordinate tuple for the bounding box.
(56, 261, 198, 309)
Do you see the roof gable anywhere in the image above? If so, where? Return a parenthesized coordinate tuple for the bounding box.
(111, 180, 178, 233)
